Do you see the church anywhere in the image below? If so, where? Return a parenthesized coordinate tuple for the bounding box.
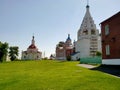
(72, 4, 101, 60)
(21, 36, 42, 60)
(56, 34, 75, 60)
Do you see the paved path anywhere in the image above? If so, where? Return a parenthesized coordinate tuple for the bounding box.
(77, 64, 120, 78)
(77, 64, 97, 69)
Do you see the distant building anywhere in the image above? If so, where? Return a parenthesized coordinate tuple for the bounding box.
(49, 54, 55, 60)
(100, 11, 120, 65)
(56, 34, 74, 60)
(72, 4, 101, 60)
(21, 36, 42, 60)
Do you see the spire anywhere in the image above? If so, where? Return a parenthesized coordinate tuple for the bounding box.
(85, 0, 90, 18)
(66, 34, 71, 41)
(28, 35, 37, 49)
(87, 0, 89, 7)
(80, 0, 94, 31)
(77, 0, 97, 40)
(68, 34, 70, 38)
(86, 0, 90, 13)
(32, 35, 35, 45)
(65, 34, 72, 46)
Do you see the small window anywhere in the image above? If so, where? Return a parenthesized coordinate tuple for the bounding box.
(83, 30, 88, 35)
(105, 25, 109, 35)
(106, 45, 110, 55)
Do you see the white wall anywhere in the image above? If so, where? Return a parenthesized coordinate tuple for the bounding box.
(102, 59, 120, 65)
(76, 39, 90, 58)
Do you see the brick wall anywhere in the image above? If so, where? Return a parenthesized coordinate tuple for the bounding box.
(101, 12, 120, 59)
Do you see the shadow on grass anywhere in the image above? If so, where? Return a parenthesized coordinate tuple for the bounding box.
(91, 65, 120, 77)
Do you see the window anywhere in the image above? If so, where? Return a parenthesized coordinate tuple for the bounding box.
(83, 29, 88, 35)
(105, 25, 109, 35)
(106, 45, 110, 55)
(91, 29, 96, 35)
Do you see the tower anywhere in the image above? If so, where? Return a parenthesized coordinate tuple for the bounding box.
(75, 2, 100, 58)
(65, 34, 72, 47)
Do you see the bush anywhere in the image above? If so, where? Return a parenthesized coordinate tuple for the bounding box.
(66, 56, 71, 61)
(96, 51, 102, 56)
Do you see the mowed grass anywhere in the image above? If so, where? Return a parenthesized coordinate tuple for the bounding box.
(0, 60, 120, 90)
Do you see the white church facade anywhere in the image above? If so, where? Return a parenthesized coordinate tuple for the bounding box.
(21, 36, 42, 60)
(72, 5, 101, 60)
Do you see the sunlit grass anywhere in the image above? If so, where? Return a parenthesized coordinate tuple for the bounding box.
(0, 60, 120, 90)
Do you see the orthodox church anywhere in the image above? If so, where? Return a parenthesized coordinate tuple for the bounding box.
(21, 36, 42, 60)
(56, 34, 75, 60)
(72, 4, 101, 60)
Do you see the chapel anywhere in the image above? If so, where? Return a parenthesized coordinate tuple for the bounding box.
(56, 34, 75, 60)
(21, 36, 42, 60)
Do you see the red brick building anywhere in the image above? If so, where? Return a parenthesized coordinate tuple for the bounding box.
(56, 34, 74, 60)
(100, 11, 120, 65)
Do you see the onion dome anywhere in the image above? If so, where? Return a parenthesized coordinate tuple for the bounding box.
(28, 44, 37, 49)
(66, 34, 71, 41)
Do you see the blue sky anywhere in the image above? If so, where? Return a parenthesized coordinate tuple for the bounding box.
(0, 0, 120, 58)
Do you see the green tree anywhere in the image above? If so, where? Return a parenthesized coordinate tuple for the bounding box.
(0, 42, 9, 62)
(96, 51, 102, 56)
(9, 46, 19, 61)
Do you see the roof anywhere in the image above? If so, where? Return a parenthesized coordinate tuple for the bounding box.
(100, 11, 120, 24)
(66, 34, 71, 41)
(78, 5, 96, 32)
(28, 44, 37, 49)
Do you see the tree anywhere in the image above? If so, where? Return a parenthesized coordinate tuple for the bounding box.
(9, 46, 19, 61)
(58, 41, 65, 47)
(96, 51, 102, 56)
(0, 42, 9, 62)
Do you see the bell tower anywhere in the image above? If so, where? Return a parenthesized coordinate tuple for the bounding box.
(75, 0, 100, 58)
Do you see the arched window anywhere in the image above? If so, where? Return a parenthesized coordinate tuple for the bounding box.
(83, 29, 88, 35)
(91, 29, 96, 35)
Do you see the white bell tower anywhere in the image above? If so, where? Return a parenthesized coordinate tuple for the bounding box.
(75, 1, 100, 58)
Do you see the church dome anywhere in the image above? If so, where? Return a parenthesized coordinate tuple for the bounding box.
(28, 44, 37, 49)
(66, 34, 71, 41)
(65, 34, 72, 44)
(27, 36, 38, 49)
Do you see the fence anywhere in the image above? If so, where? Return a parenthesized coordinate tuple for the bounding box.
(80, 56, 102, 64)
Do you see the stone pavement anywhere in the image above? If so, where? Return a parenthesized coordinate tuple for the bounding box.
(77, 64, 97, 69)
(77, 64, 120, 78)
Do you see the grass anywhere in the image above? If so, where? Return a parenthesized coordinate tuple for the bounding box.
(0, 60, 120, 90)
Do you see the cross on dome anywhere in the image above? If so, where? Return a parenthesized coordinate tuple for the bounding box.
(87, 0, 89, 6)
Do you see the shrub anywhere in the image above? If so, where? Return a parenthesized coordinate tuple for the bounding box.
(66, 56, 71, 61)
(96, 51, 102, 56)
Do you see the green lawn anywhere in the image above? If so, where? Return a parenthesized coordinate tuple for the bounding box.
(0, 60, 120, 90)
